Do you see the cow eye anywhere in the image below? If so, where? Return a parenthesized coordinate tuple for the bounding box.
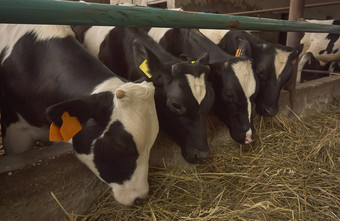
(168, 102, 185, 114)
(224, 94, 234, 102)
(258, 72, 267, 80)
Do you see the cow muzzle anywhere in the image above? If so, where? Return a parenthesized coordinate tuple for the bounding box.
(182, 147, 210, 163)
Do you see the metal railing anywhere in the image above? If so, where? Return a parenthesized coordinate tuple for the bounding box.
(0, 0, 339, 33)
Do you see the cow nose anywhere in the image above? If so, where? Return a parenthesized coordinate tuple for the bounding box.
(189, 149, 210, 163)
(134, 197, 148, 206)
(264, 107, 278, 116)
(245, 136, 253, 144)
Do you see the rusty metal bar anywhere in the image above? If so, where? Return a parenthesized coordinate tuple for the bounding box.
(285, 0, 305, 113)
(303, 69, 339, 75)
(228, 1, 340, 15)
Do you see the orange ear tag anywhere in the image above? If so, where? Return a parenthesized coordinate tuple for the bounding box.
(292, 59, 297, 64)
(49, 123, 63, 141)
(49, 112, 82, 142)
(235, 48, 242, 57)
(60, 112, 82, 142)
(191, 60, 196, 64)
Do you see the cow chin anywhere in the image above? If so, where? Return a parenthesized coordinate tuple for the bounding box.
(229, 128, 254, 145)
(109, 182, 149, 206)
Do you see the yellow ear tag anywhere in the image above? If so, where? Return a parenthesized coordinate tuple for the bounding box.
(49, 112, 82, 142)
(191, 60, 196, 64)
(139, 59, 152, 78)
(235, 48, 242, 57)
(292, 59, 297, 64)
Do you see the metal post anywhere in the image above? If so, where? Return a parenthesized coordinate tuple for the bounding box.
(285, 0, 305, 114)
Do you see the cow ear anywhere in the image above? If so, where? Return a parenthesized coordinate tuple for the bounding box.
(46, 92, 113, 127)
(179, 53, 192, 62)
(133, 39, 162, 79)
(237, 39, 252, 57)
(293, 44, 304, 58)
(196, 52, 210, 66)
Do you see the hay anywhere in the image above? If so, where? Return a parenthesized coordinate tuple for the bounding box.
(66, 102, 340, 221)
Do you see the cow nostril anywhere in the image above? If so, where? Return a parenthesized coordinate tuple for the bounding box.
(194, 153, 209, 163)
(134, 197, 147, 206)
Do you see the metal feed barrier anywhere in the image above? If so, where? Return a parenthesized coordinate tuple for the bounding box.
(0, 0, 340, 33)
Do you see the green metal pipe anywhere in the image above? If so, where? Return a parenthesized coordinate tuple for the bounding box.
(0, 0, 339, 33)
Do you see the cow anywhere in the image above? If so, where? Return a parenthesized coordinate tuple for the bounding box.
(200, 29, 302, 116)
(0, 24, 159, 206)
(71, 26, 215, 163)
(147, 28, 258, 144)
(297, 19, 340, 83)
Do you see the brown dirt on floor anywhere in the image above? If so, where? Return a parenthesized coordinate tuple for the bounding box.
(0, 153, 107, 221)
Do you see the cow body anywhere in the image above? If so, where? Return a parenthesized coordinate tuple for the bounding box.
(200, 29, 301, 116)
(297, 19, 340, 83)
(147, 28, 257, 144)
(72, 26, 215, 163)
(0, 24, 159, 206)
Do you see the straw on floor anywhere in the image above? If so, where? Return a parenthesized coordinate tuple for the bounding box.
(64, 100, 340, 221)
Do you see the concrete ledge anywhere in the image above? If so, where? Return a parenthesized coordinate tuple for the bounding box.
(279, 75, 340, 117)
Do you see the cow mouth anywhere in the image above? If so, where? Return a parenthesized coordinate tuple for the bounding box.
(182, 148, 210, 164)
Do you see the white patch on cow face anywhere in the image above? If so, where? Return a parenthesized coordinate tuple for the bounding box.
(0, 24, 74, 63)
(274, 49, 291, 80)
(3, 113, 49, 154)
(91, 77, 124, 94)
(148, 27, 171, 43)
(185, 73, 206, 105)
(232, 60, 256, 142)
(83, 26, 115, 57)
(90, 80, 159, 206)
(199, 29, 230, 44)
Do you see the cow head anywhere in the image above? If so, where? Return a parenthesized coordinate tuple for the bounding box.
(47, 81, 158, 206)
(133, 40, 214, 163)
(238, 39, 302, 116)
(210, 54, 257, 144)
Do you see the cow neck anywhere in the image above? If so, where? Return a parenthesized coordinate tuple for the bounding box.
(128, 27, 180, 66)
(183, 29, 231, 65)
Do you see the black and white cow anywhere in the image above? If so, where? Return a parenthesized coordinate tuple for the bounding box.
(147, 28, 257, 144)
(200, 29, 302, 116)
(72, 26, 215, 163)
(0, 24, 159, 206)
(297, 19, 340, 83)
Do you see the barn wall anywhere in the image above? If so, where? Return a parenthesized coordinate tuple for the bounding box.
(176, 0, 340, 44)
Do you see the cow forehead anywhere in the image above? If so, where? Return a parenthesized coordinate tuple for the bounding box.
(185, 73, 206, 104)
(274, 49, 291, 79)
(84, 26, 115, 57)
(0, 24, 74, 63)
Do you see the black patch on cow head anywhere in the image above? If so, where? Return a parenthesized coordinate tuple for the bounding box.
(254, 44, 300, 116)
(209, 57, 257, 144)
(218, 30, 302, 116)
(151, 52, 214, 163)
(93, 120, 138, 184)
(46, 92, 113, 154)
